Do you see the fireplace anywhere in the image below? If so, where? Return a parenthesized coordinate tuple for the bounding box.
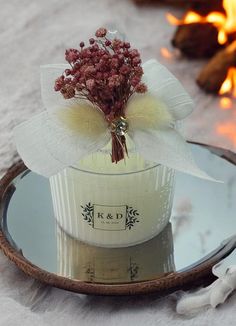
(166, 0, 236, 101)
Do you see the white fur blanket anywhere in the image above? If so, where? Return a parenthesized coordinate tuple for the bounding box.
(1, 0, 236, 325)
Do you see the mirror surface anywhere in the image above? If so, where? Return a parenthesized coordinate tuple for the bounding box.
(2, 144, 236, 284)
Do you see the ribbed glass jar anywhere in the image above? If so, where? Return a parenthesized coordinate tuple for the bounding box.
(50, 138, 175, 247)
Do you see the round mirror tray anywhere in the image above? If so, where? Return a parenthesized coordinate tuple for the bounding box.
(1, 142, 236, 296)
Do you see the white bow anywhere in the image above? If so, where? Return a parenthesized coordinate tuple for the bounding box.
(13, 59, 214, 180)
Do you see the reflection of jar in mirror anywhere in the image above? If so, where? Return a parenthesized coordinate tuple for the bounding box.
(56, 222, 175, 283)
(50, 137, 175, 247)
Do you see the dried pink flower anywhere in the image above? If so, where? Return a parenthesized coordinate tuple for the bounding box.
(89, 38, 95, 44)
(132, 57, 141, 66)
(108, 75, 121, 88)
(60, 84, 75, 99)
(135, 83, 147, 93)
(95, 27, 107, 38)
(54, 76, 65, 91)
(84, 66, 96, 76)
(111, 58, 119, 69)
(130, 49, 140, 58)
(130, 76, 141, 87)
(65, 69, 71, 76)
(105, 39, 111, 46)
(65, 49, 79, 63)
(120, 65, 131, 75)
(86, 79, 95, 90)
(75, 83, 83, 91)
(55, 27, 147, 163)
(112, 39, 123, 50)
(134, 66, 143, 76)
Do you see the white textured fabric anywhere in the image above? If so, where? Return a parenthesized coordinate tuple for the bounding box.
(1, 0, 236, 325)
(14, 64, 110, 177)
(14, 112, 68, 177)
(14, 112, 110, 177)
(40, 64, 72, 116)
(142, 59, 194, 120)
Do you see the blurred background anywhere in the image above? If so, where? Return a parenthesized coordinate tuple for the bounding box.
(1, 0, 236, 176)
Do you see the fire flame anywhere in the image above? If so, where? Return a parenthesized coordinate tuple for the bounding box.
(217, 122, 236, 146)
(167, 0, 236, 45)
(160, 47, 173, 59)
(219, 67, 236, 97)
(220, 97, 233, 110)
(219, 68, 236, 109)
(167, 0, 236, 102)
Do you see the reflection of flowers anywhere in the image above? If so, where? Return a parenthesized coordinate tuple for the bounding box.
(128, 260, 139, 281)
(14, 29, 212, 181)
(172, 198, 192, 240)
(84, 263, 95, 282)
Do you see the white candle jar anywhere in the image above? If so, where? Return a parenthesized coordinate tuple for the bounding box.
(50, 140, 175, 247)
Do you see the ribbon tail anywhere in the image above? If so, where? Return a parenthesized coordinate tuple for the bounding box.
(130, 127, 219, 181)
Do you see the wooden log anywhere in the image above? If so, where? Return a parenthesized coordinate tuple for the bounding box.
(172, 23, 222, 58)
(133, 0, 197, 5)
(134, 0, 209, 3)
(133, 0, 224, 13)
(190, 1, 224, 15)
(197, 41, 236, 93)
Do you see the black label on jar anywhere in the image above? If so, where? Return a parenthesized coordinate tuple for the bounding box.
(81, 203, 140, 231)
